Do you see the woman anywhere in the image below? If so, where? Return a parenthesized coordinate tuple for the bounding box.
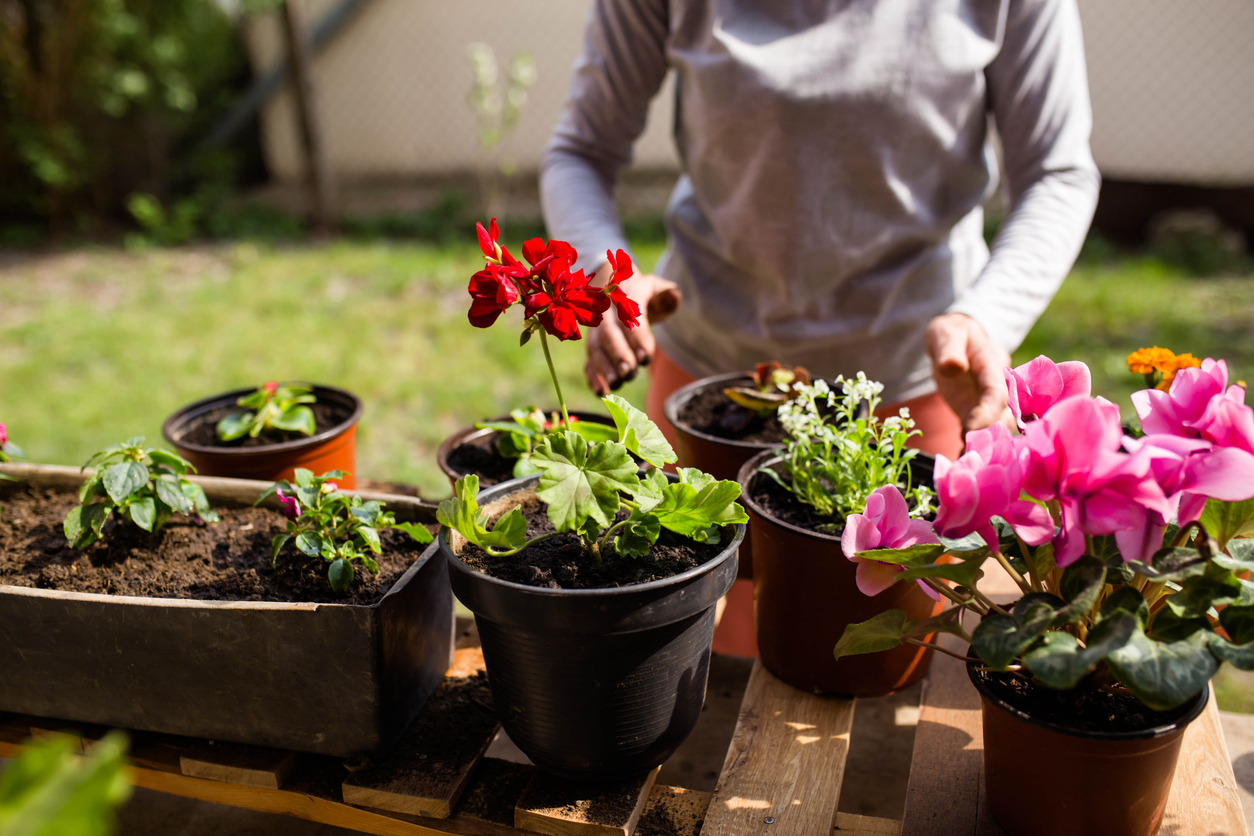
(540, 0, 1099, 654)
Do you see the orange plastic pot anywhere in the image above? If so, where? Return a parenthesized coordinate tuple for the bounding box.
(665, 373, 783, 580)
(970, 664, 1208, 836)
(739, 450, 942, 696)
(436, 411, 615, 490)
(162, 385, 363, 489)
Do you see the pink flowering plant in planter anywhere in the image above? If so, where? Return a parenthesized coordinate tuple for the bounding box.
(215, 381, 317, 442)
(833, 353, 1254, 711)
(259, 468, 433, 592)
(0, 422, 24, 490)
(440, 220, 748, 561)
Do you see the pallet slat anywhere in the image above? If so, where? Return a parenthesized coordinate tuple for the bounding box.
(179, 740, 301, 789)
(514, 766, 660, 836)
(701, 660, 856, 836)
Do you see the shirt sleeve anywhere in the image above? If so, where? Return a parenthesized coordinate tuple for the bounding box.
(948, 0, 1101, 352)
(539, 0, 670, 275)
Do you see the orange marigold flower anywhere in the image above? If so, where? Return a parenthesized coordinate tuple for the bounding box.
(1127, 346, 1177, 376)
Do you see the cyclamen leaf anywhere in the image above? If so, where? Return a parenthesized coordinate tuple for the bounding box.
(1208, 633, 1254, 671)
(437, 475, 528, 552)
(1106, 629, 1216, 711)
(604, 394, 676, 468)
(1022, 612, 1137, 689)
(103, 461, 148, 504)
(1099, 586, 1149, 628)
(833, 609, 916, 660)
(531, 433, 638, 533)
(972, 606, 1053, 670)
(1219, 604, 1254, 645)
(854, 542, 946, 568)
(1148, 605, 1208, 642)
(650, 469, 748, 543)
(1201, 498, 1254, 548)
(896, 552, 989, 588)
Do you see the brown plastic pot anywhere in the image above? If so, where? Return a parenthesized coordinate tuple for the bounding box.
(970, 664, 1208, 836)
(738, 450, 943, 696)
(436, 410, 615, 490)
(163, 385, 363, 489)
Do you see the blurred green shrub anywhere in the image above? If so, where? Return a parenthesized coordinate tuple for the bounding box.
(0, 731, 131, 836)
(0, 0, 250, 234)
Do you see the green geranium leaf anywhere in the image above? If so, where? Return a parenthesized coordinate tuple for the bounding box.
(855, 542, 947, 568)
(570, 421, 620, 444)
(833, 609, 916, 660)
(1107, 630, 1216, 711)
(632, 467, 670, 512)
(614, 512, 660, 559)
(650, 468, 748, 543)
(604, 394, 676, 468)
(531, 432, 638, 533)
(437, 475, 528, 552)
(102, 461, 148, 504)
(972, 604, 1054, 670)
(1201, 498, 1254, 548)
(512, 456, 543, 479)
(1099, 586, 1149, 628)
(1023, 612, 1137, 689)
(1219, 605, 1254, 645)
(328, 557, 354, 592)
(128, 495, 156, 532)
(393, 522, 434, 544)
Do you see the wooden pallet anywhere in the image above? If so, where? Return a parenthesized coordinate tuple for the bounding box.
(1, 622, 1246, 836)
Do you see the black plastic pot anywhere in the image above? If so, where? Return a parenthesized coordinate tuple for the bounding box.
(441, 475, 742, 782)
(969, 662, 1208, 836)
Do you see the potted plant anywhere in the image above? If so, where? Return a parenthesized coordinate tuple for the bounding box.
(162, 380, 365, 488)
(832, 352, 1254, 836)
(738, 374, 941, 695)
(0, 439, 452, 758)
(0, 422, 23, 497)
(438, 220, 748, 782)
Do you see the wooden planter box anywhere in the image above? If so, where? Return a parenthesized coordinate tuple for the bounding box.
(0, 464, 454, 758)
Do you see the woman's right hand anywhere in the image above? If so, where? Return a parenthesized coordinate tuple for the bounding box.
(585, 267, 681, 396)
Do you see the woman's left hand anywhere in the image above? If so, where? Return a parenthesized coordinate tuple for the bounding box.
(925, 313, 1014, 434)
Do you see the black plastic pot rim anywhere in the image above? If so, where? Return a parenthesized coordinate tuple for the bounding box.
(441, 410, 615, 457)
(966, 661, 1210, 742)
(663, 372, 784, 452)
(162, 383, 363, 457)
(439, 474, 744, 601)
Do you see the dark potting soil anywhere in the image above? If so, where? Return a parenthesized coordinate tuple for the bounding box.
(747, 469, 845, 535)
(676, 378, 788, 444)
(446, 432, 517, 487)
(973, 666, 1199, 735)
(0, 486, 434, 606)
(180, 400, 352, 449)
(519, 769, 651, 828)
(458, 496, 728, 590)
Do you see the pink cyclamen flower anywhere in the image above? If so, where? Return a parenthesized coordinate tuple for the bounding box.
(842, 486, 942, 600)
(933, 423, 1053, 552)
(1131, 358, 1231, 438)
(0, 422, 6, 447)
(1004, 356, 1092, 431)
(276, 488, 301, 521)
(1022, 396, 1171, 566)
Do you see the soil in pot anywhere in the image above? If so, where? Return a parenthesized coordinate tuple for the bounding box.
(0, 485, 434, 606)
(445, 432, 519, 487)
(972, 666, 1198, 734)
(675, 379, 791, 444)
(180, 400, 353, 449)
(458, 495, 727, 590)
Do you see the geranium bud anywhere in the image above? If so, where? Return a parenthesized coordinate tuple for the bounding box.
(277, 488, 301, 521)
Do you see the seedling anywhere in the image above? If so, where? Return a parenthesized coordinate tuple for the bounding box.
(216, 381, 316, 442)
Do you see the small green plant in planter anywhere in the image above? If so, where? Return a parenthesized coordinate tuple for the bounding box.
(216, 381, 316, 442)
(1, 422, 24, 500)
(474, 407, 618, 479)
(64, 438, 218, 548)
(445, 220, 748, 562)
(766, 373, 934, 533)
(723, 361, 811, 415)
(261, 468, 433, 592)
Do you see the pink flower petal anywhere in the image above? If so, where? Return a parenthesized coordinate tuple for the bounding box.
(854, 559, 903, 597)
(841, 513, 881, 560)
(1008, 500, 1055, 546)
(1057, 361, 1092, 400)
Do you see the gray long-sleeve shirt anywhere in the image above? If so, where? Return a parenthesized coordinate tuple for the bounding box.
(541, 0, 1100, 404)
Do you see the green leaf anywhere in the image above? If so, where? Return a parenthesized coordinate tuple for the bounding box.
(77, 474, 103, 504)
(1148, 604, 1209, 642)
(1054, 555, 1106, 623)
(604, 394, 676, 468)
(128, 495, 156, 531)
(1202, 498, 1254, 548)
(1220, 605, 1254, 645)
(1014, 591, 1068, 625)
(1209, 633, 1254, 671)
(650, 469, 748, 542)
(360, 554, 380, 574)
(1174, 563, 1243, 617)
(896, 552, 989, 589)
(1100, 586, 1149, 628)
(631, 467, 669, 512)
(613, 512, 660, 558)
(328, 558, 354, 592)
(531, 432, 638, 533)
(1026, 541, 1057, 581)
(854, 542, 947, 568)
(357, 525, 382, 553)
(294, 469, 315, 489)
(1022, 612, 1137, 689)
(436, 475, 527, 551)
(833, 609, 916, 660)
(1128, 547, 1209, 582)
(271, 533, 290, 566)
(512, 456, 543, 478)
(271, 405, 316, 435)
(102, 461, 148, 504)
(972, 604, 1054, 670)
(148, 448, 193, 474)
(64, 504, 111, 549)
(155, 478, 194, 514)
(296, 532, 324, 557)
(215, 411, 254, 442)
(569, 421, 619, 444)
(1107, 630, 1216, 711)
(350, 502, 382, 525)
(936, 532, 987, 552)
(392, 521, 434, 544)
(182, 481, 218, 522)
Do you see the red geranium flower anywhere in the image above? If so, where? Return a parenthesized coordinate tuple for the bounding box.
(468, 264, 523, 328)
(525, 265, 610, 341)
(602, 248, 640, 330)
(522, 238, 578, 273)
(476, 218, 521, 268)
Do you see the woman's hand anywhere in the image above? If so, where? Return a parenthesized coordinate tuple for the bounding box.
(585, 264, 681, 396)
(925, 313, 1014, 434)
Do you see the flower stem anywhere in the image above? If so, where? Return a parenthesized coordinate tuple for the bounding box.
(485, 531, 563, 558)
(924, 578, 984, 613)
(538, 328, 571, 428)
(992, 548, 1033, 595)
(904, 638, 980, 664)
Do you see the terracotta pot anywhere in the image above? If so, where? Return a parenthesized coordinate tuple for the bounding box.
(442, 474, 742, 782)
(969, 664, 1208, 836)
(739, 450, 942, 696)
(162, 385, 363, 489)
(436, 410, 615, 490)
